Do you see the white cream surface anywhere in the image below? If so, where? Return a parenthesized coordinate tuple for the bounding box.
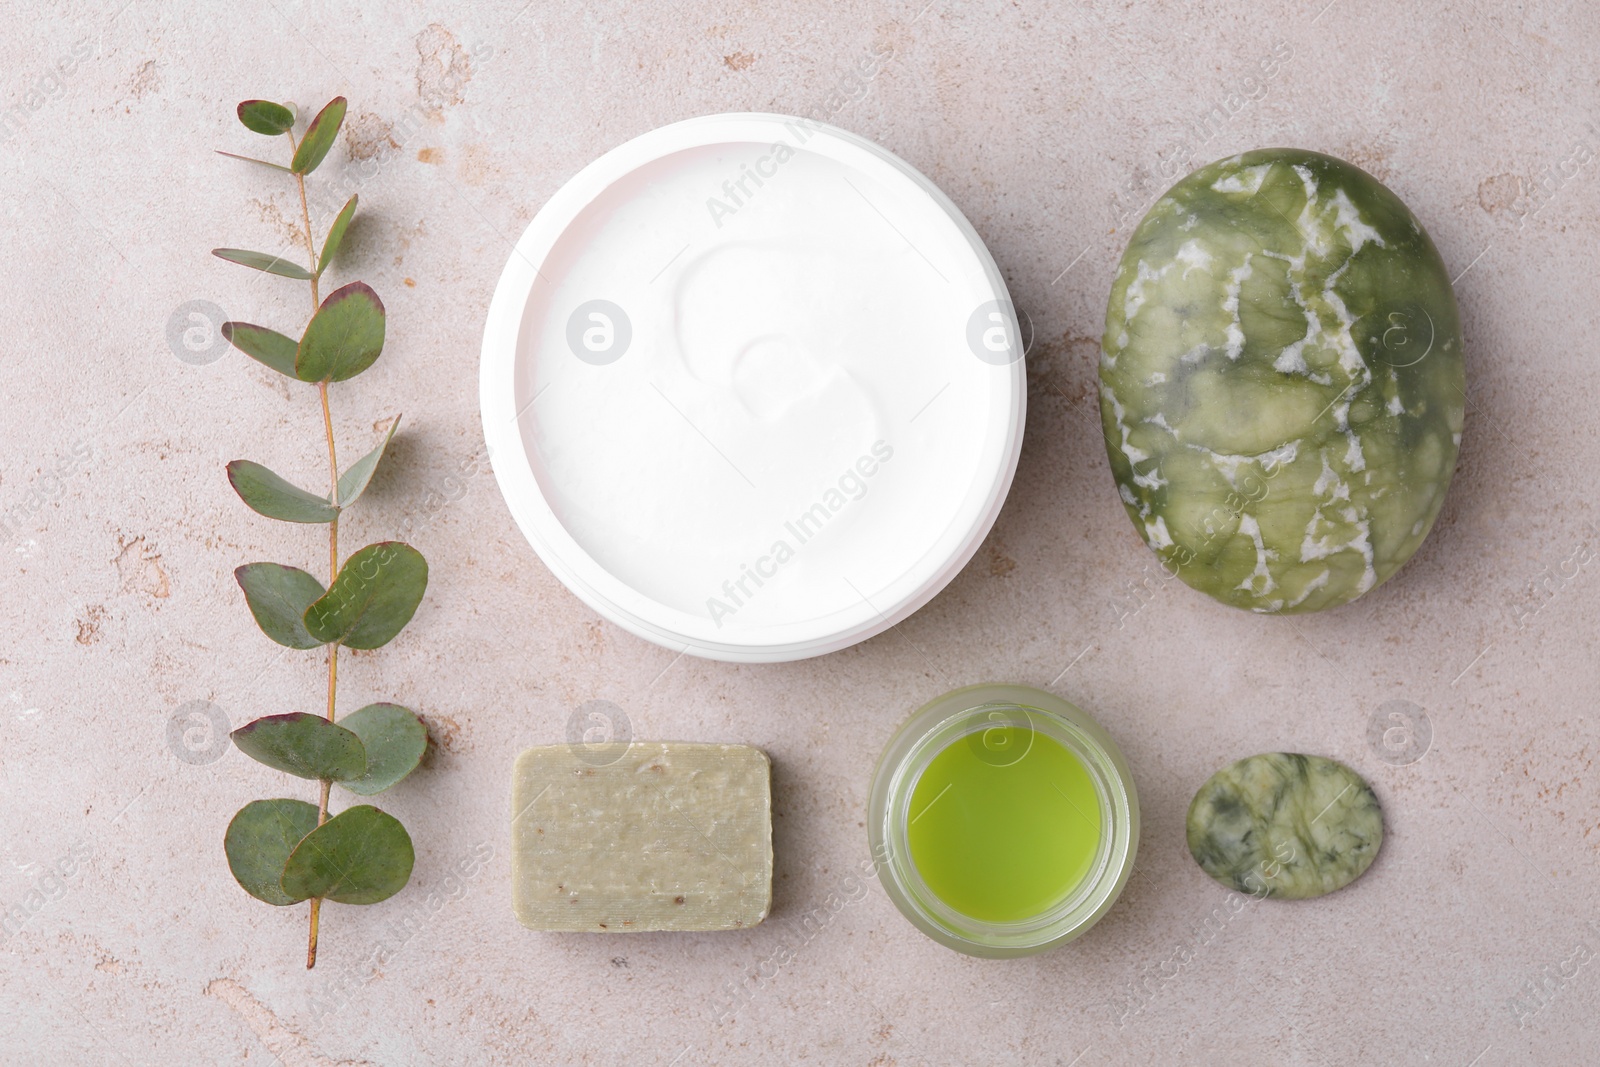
(514, 135, 1012, 636)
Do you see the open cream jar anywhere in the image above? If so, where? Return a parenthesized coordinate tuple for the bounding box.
(869, 684, 1140, 957)
(480, 114, 1025, 662)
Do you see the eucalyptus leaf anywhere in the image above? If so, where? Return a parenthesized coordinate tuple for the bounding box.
(335, 416, 399, 508)
(215, 150, 291, 172)
(235, 562, 329, 649)
(280, 804, 414, 905)
(296, 281, 385, 382)
(231, 712, 367, 781)
(224, 798, 319, 906)
(221, 322, 300, 379)
(237, 99, 295, 136)
(228, 461, 338, 523)
(303, 542, 427, 650)
(317, 195, 357, 277)
(213, 247, 313, 280)
(290, 96, 346, 176)
(337, 703, 427, 796)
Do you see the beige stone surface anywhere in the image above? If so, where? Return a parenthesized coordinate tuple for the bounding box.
(2, 0, 1597, 1063)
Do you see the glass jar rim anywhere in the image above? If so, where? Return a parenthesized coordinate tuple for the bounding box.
(868, 683, 1140, 958)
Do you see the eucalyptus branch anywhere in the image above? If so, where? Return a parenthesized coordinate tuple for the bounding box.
(210, 96, 430, 970)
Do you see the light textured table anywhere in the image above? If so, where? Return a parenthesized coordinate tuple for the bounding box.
(4, 1, 1597, 1063)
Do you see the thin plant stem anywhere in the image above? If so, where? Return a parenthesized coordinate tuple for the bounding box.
(288, 124, 339, 971)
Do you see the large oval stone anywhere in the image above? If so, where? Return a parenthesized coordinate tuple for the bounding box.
(1099, 149, 1464, 613)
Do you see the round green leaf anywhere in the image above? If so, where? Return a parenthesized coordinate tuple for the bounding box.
(280, 805, 414, 905)
(337, 703, 427, 796)
(235, 562, 329, 650)
(225, 798, 319, 906)
(221, 322, 300, 379)
(291, 96, 346, 176)
(317, 194, 358, 278)
(296, 281, 385, 383)
(212, 247, 313, 280)
(237, 99, 294, 136)
(303, 542, 428, 650)
(231, 712, 366, 781)
(228, 460, 338, 523)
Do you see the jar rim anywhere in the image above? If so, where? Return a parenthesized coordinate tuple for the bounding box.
(868, 684, 1140, 958)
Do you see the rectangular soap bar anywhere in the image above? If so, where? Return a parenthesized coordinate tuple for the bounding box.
(511, 742, 772, 932)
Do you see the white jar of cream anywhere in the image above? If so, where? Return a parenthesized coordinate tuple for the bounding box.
(481, 113, 1025, 662)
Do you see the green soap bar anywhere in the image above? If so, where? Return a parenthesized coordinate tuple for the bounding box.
(511, 742, 772, 932)
(1186, 752, 1382, 900)
(1100, 148, 1465, 613)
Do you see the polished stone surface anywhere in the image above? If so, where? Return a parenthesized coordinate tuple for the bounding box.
(1100, 149, 1464, 613)
(1187, 752, 1383, 899)
(3, 1, 1598, 1063)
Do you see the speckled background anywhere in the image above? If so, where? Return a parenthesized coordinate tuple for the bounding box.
(3, 1, 1597, 1063)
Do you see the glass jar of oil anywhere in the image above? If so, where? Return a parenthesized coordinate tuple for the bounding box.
(867, 684, 1139, 957)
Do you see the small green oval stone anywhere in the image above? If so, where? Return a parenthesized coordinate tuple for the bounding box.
(1100, 149, 1465, 612)
(1186, 752, 1382, 899)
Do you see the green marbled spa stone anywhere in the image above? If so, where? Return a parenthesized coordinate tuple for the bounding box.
(1100, 149, 1465, 612)
(1187, 752, 1382, 900)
